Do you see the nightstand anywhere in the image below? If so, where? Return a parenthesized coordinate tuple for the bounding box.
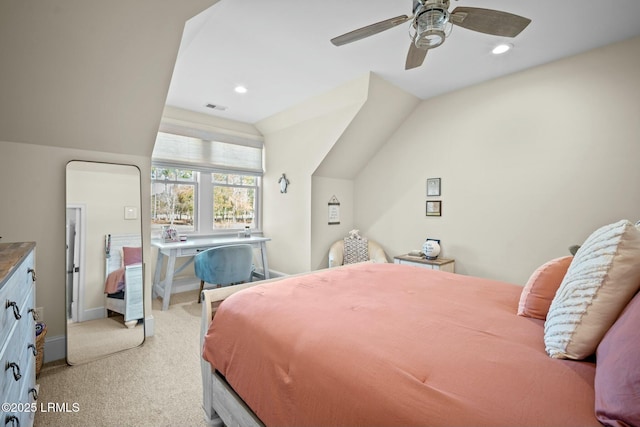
(394, 254, 455, 273)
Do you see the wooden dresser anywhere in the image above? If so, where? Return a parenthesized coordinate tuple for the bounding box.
(0, 242, 38, 427)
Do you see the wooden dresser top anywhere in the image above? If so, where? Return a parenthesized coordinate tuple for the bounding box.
(0, 242, 35, 288)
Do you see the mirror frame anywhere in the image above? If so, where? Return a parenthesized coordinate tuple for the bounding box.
(65, 160, 145, 365)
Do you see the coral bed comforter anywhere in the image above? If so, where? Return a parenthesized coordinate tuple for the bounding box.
(203, 263, 599, 427)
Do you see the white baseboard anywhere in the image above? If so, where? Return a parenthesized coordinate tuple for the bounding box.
(80, 306, 106, 322)
(43, 335, 66, 363)
(267, 269, 288, 278)
(144, 314, 154, 337)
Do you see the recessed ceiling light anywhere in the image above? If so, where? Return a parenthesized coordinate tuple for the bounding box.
(492, 43, 513, 55)
(234, 85, 248, 94)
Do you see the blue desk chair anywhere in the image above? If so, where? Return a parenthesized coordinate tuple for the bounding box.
(195, 244, 254, 303)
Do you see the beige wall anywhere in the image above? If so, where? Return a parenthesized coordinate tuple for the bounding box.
(259, 105, 361, 273)
(257, 36, 640, 284)
(311, 177, 355, 270)
(258, 73, 420, 273)
(2, 0, 638, 355)
(355, 36, 640, 285)
(0, 0, 216, 156)
(0, 0, 217, 351)
(0, 141, 151, 340)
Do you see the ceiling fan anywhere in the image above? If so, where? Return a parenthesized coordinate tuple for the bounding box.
(330, 0, 531, 70)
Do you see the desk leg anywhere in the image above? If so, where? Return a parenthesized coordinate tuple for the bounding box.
(152, 249, 164, 299)
(162, 250, 177, 311)
(260, 242, 270, 280)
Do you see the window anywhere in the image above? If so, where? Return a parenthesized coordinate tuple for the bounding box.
(151, 168, 196, 233)
(212, 173, 258, 230)
(151, 127, 263, 235)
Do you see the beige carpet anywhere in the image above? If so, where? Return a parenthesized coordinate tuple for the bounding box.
(35, 291, 209, 427)
(67, 315, 144, 365)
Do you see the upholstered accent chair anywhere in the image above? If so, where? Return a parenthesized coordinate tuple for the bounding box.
(194, 244, 254, 303)
(328, 230, 388, 268)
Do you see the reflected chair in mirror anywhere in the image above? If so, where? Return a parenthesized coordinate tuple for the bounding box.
(195, 244, 254, 303)
(328, 229, 388, 268)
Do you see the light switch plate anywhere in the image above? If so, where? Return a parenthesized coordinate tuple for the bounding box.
(124, 206, 138, 220)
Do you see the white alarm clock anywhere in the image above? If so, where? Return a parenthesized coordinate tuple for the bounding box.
(422, 240, 441, 260)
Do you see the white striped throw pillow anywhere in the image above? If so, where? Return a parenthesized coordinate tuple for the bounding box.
(544, 219, 640, 359)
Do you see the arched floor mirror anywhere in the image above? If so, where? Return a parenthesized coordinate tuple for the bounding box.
(66, 161, 145, 365)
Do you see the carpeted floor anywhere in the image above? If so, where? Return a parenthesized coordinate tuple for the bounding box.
(66, 314, 145, 365)
(35, 290, 209, 427)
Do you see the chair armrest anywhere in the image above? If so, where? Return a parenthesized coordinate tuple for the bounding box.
(328, 241, 344, 268)
(368, 241, 388, 263)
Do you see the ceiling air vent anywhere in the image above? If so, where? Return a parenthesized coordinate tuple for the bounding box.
(205, 103, 227, 111)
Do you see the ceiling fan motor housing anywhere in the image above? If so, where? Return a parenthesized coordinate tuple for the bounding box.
(413, 0, 451, 49)
(330, 0, 531, 70)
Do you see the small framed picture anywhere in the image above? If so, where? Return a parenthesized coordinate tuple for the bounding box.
(426, 200, 442, 217)
(426, 178, 441, 197)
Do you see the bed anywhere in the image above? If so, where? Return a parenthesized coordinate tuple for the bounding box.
(103, 234, 143, 328)
(200, 220, 640, 427)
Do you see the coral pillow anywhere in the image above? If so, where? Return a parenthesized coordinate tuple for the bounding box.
(595, 291, 640, 426)
(544, 220, 640, 359)
(517, 256, 573, 320)
(122, 246, 142, 266)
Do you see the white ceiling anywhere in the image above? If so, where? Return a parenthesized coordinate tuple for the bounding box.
(166, 0, 640, 124)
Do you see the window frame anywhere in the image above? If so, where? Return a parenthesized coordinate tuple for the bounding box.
(151, 165, 262, 236)
(151, 168, 198, 234)
(211, 172, 260, 232)
(151, 125, 264, 237)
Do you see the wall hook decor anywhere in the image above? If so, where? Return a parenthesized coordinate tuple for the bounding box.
(278, 173, 290, 193)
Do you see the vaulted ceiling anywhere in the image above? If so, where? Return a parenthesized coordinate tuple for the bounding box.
(166, 0, 640, 124)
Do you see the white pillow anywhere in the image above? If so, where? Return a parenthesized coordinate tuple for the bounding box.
(544, 219, 640, 359)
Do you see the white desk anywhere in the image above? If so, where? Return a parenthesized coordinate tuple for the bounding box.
(151, 235, 271, 311)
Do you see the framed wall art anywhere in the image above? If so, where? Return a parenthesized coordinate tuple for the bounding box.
(426, 200, 442, 217)
(426, 178, 441, 197)
(328, 195, 340, 225)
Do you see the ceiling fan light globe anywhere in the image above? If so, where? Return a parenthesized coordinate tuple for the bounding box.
(415, 6, 449, 49)
(415, 29, 445, 48)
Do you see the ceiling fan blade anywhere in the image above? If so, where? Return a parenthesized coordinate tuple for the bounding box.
(405, 42, 427, 70)
(331, 15, 411, 46)
(450, 7, 531, 38)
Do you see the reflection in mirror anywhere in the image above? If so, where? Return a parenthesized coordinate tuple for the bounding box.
(66, 161, 144, 365)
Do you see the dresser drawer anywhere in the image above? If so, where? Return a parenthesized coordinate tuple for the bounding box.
(17, 355, 37, 427)
(1, 251, 35, 347)
(1, 328, 23, 402)
(0, 346, 37, 427)
(0, 243, 36, 427)
(1, 295, 34, 397)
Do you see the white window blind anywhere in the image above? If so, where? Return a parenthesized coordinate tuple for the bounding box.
(152, 131, 263, 175)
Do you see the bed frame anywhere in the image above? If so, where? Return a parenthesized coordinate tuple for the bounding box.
(200, 282, 265, 427)
(105, 234, 143, 328)
(200, 268, 353, 426)
(201, 267, 326, 426)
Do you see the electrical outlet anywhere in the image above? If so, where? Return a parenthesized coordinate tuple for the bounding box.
(34, 307, 44, 321)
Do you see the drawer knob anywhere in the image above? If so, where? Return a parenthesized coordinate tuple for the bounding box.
(5, 301, 21, 320)
(28, 268, 36, 282)
(5, 361, 21, 381)
(4, 415, 20, 427)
